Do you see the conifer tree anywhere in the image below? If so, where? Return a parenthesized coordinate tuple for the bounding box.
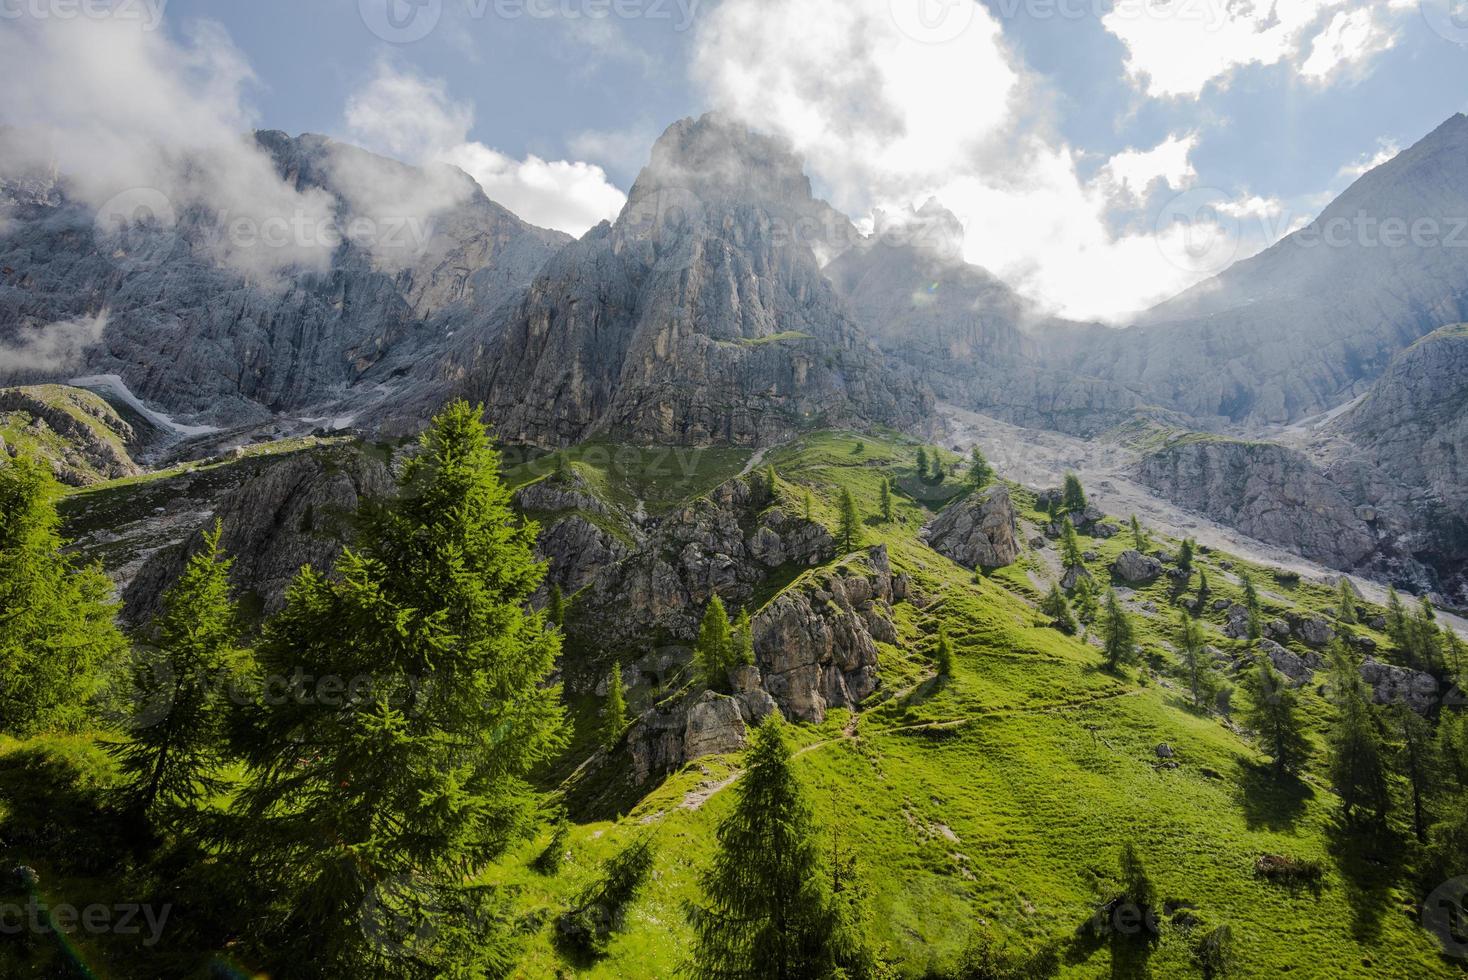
(1177, 612, 1222, 711)
(928, 450, 945, 484)
(915, 446, 928, 479)
(1385, 586, 1408, 647)
(1101, 590, 1138, 671)
(1072, 574, 1099, 624)
(601, 662, 627, 751)
(1242, 655, 1310, 777)
(695, 596, 736, 692)
(1062, 472, 1087, 514)
(934, 628, 955, 678)
(733, 608, 756, 668)
(686, 716, 849, 979)
(837, 489, 861, 553)
(1325, 643, 1390, 825)
(878, 477, 893, 523)
(803, 491, 814, 522)
(1336, 578, 1357, 624)
(1129, 514, 1148, 551)
(547, 583, 565, 628)
(229, 401, 565, 977)
(0, 454, 126, 736)
(1240, 572, 1262, 641)
(1437, 709, 1468, 797)
(764, 464, 778, 502)
(1040, 583, 1078, 635)
(967, 447, 993, 488)
(1392, 701, 1439, 843)
(1060, 517, 1085, 569)
(1177, 538, 1195, 577)
(113, 522, 243, 821)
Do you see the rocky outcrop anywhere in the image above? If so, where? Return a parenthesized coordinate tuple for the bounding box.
(1134, 437, 1379, 570)
(752, 545, 898, 723)
(398, 114, 932, 448)
(1358, 657, 1440, 715)
(568, 475, 834, 649)
(60, 440, 391, 624)
(921, 485, 1019, 569)
(626, 686, 777, 785)
(1111, 550, 1162, 584)
(0, 385, 141, 485)
(513, 471, 640, 598)
(1285, 612, 1334, 649)
(1247, 640, 1323, 687)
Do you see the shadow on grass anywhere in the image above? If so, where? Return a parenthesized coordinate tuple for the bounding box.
(1326, 819, 1408, 945)
(1233, 760, 1312, 832)
(1062, 908, 1159, 979)
(0, 742, 140, 874)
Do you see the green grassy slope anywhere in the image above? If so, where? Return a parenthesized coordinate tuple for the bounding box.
(5, 429, 1462, 977)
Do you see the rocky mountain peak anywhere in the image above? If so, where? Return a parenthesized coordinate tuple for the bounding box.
(627, 113, 816, 217)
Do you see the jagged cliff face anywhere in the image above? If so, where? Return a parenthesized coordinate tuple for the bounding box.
(1052, 114, 1468, 426)
(407, 115, 933, 447)
(0, 132, 567, 428)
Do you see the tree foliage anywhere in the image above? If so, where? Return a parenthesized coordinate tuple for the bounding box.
(967, 447, 993, 488)
(1177, 612, 1223, 712)
(1325, 643, 1390, 825)
(934, 628, 955, 678)
(837, 489, 861, 553)
(0, 454, 126, 736)
(1059, 518, 1084, 570)
(1242, 655, 1310, 777)
(695, 596, 736, 692)
(878, 477, 893, 523)
(1040, 584, 1077, 635)
(228, 400, 565, 977)
(602, 662, 628, 751)
(1061, 473, 1086, 514)
(1101, 590, 1138, 671)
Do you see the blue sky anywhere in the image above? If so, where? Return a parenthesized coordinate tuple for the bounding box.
(5, 0, 1468, 319)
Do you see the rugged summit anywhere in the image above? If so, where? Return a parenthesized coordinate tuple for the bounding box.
(404, 114, 932, 447)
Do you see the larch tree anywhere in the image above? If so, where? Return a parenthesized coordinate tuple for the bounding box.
(1177, 612, 1223, 711)
(1391, 700, 1440, 843)
(601, 662, 628, 751)
(1061, 472, 1086, 514)
(695, 595, 736, 692)
(547, 583, 565, 628)
(967, 447, 993, 488)
(837, 489, 861, 553)
(1060, 517, 1085, 569)
(733, 608, 756, 669)
(228, 401, 565, 977)
(1101, 590, 1138, 671)
(915, 447, 928, 479)
(1242, 655, 1310, 777)
(1240, 573, 1263, 641)
(1336, 578, 1358, 624)
(686, 716, 855, 979)
(0, 454, 126, 736)
(878, 477, 893, 523)
(1129, 515, 1148, 551)
(1040, 583, 1077, 635)
(113, 522, 244, 823)
(1325, 643, 1390, 825)
(934, 628, 955, 678)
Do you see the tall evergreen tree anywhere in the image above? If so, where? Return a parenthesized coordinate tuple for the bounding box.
(1177, 538, 1195, 577)
(229, 401, 565, 977)
(695, 596, 736, 691)
(1040, 583, 1078, 635)
(601, 662, 628, 751)
(1101, 590, 1138, 671)
(1385, 587, 1408, 648)
(686, 717, 849, 979)
(1072, 574, 1099, 624)
(934, 628, 955, 678)
(0, 454, 126, 736)
(763, 464, 778, 502)
(1129, 514, 1148, 551)
(1061, 472, 1087, 514)
(1059, 517, 1085, 569)
(967, 447, 993, 488)
(1177, 612, 1223, 711)
(878, 477, 893, 523)
(1391, 701, 1439, 843)
(837, 489, 861, 553)
(1437, 709, 1468, 797)
(1325, 643, 1390, 825)
(803, 491, 814, 522)
(113, 523, 243, 822)
(928, 450, 945, 484)
(1240, 573, 1262, 641)
(732, 608, 756, 669)
(1336, 578, 1358, 625)
(915, 447, 928, 480)
(547, 583, 565, 628)
(1242, 656, 1310, 777)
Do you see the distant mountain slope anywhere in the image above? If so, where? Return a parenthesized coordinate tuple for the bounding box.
(1053, 113, 1468, 426)
(0, 384, 141, 484)
(393, 114, 932, 447)
(0, 131, 568, 428)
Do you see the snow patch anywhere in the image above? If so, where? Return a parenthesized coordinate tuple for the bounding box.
(69, 374, 221, 437)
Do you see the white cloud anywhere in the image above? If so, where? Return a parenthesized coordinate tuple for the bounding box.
(0, 16, 336, 279)
(0, 312, 108, 373)
(1102, 0, 1400, 99)
(690, 0, 1272, 321)
(342, 62, 625, 236)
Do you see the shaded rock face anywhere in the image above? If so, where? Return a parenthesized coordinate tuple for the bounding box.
(752, 545, 897, 723)
(626, 686, 777, 785)
(0, 132, 567, 429)
(405, 114, 933, 448)
(567, 475, 834, 650)
(1111, 550, 1162, 584)
(1358, 658, 1440, 715)
(921, 485, 1019, 569)
(513, 472, 640, 599)
(0, 385, 141, 484)
(59, 442, 391, 626)
(1246, 640, 1323, 687)
(1135, 438, 1380, 570)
